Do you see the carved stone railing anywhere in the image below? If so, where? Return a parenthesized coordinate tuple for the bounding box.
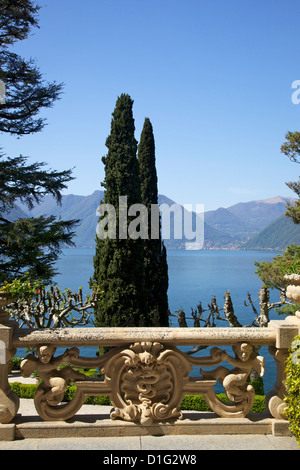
(0, 314, 299, 432)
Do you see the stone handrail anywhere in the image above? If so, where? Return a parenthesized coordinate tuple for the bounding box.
(0, 315, 299, 429)
(13, 326, 276, 347)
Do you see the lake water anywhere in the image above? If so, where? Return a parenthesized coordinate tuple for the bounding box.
(53, 249, 280, 325)
(18, 248, 283, 393)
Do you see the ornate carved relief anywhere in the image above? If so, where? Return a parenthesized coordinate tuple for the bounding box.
(19, 341, 266, 422)
(20, 342, 193, 423)
(190, 342, 265, 418)
(103, 342, 192, 425)
(265, 347, 288, 420)
(21, 345, 87, 421)
(0, 347, 19, 423)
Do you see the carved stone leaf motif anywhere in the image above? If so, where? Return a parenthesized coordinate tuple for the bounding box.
(103, 342, 192, 425)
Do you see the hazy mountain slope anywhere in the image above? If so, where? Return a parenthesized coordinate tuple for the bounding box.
(19, 191, 232, 249)
(15, 192, 295, 250)
(1, 204, 29, 221)
(18, 191, 103, 248)
(226, 196, 295, 232)
(204, 207, 254, 240)
(242, 214, 300, 250)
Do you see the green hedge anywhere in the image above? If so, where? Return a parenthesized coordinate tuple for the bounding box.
(10, 382, 266, 413)
(180, 394, 266, 413)
(9, 358, 266, 413)
(9, 357, 23, 371)
(64, 385, 111, 405)
(10, 382, 38, 399)
(285, 335, 300, 447)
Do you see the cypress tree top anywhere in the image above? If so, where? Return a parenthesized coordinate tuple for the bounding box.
(101, 94, 140, 208)
(138, 117, 158, 208)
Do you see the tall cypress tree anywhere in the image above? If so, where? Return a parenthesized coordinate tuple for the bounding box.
(138, 118, 169, 326)
(92, 94, 146, 327)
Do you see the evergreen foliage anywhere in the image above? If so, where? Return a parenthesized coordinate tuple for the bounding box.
(281, 131, 300, 225)
(92, 94, 147, 327)
(0, 211, 77, 284)
(0, 0, 63, 135)
(0, 1, 78, 283)
(254, 244, 300, 292)
(138, 118, 169, 326)
(0, 0, 40, 47)
(285, 335, 300, 446)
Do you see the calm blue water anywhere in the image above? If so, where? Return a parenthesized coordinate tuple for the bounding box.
(53, 248, 280, 321)
(18, 249, 283, 393)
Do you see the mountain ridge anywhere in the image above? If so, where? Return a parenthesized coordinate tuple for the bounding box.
(13, 192, 297, 250)
(242, 214, 300, 251)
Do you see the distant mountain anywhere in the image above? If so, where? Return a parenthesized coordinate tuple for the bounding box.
(204, 207, 254, 241)
(27, 191, 104, 220)
(203, 196, 296, 246)
(15, 192, 296, 250)
(157, 195, 234, 249)
(18, 191, 104, 248)
(242, 214, 300, 251)
(18, 191, 232, 249)
(226, 196, 295, 232)
(1, 204, 29, 222)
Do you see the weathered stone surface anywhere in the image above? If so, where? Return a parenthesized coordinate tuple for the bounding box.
(12, 326, 276, 348)
(0, 423, 15, 441)
(18, 340, 266, 422)
(0, 317, 299, 439)
(268, 320, 299, 349)
(15, 414, 274, 440)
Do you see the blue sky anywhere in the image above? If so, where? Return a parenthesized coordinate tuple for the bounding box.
(2, 0, 300, 211)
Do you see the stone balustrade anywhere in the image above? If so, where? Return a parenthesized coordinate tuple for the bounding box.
(0, 314, 299, 439)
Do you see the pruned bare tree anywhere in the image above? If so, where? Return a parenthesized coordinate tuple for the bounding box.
(170, 286, 294, 355)
(7, 286, 99, 328)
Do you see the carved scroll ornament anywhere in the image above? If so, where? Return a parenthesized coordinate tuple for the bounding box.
(20, 341, 192, 424)
(20, 341, 265, 422)
(21, 345, 87, 420)
(103, 342, 192, 425)
(191, 342, 265, 418)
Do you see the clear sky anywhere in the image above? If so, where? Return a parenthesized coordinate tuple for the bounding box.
(2, 0, 300, 211)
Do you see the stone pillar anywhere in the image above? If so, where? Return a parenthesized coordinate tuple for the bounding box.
(266, 316, 300, 420)
(0, 323, 19, 424)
